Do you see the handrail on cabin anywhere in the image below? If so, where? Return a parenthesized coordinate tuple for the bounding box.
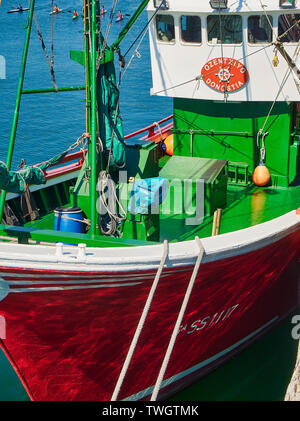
(124, 114, 173, 140)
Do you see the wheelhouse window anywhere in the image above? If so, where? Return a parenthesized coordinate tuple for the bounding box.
(248, 15, 273, 43)
(278, 14, 300, 42)
(180, 15, 201, 43)
(207, 15, 242, 44)
(156, 15, 175, 43)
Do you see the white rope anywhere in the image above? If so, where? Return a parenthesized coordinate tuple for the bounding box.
(259, 0, 275, 39)
(120, 20, 150, 84)
(150, 236, 204, 401)
(111, 240, 169, 401)
(57, 215, 90, 226)
(260, 58, 295, 135)
(98, 0, 119, 69)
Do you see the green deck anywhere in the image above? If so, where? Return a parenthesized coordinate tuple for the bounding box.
(0, 172, 299, 246)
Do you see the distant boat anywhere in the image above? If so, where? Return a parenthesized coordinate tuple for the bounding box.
(8, 7, 29, 14)
(49, 8, 63, 15)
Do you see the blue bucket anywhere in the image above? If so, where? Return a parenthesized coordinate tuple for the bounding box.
(54, 207, 84, 234)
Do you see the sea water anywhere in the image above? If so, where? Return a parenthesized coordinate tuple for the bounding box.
(0, 0, 298, 402)
(0, 0, 171, 168)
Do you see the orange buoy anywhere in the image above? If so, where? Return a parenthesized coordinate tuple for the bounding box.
(252, 161, 271, 187)
(162, 134, 173, 156)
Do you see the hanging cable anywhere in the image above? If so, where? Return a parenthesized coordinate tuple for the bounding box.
(33, 14, 58, 91)
(259, 0, 275, 40)
(218, 8, 227, 102)
(122, 0, 165, 59)
(152, 44, 274, 96)
(51, 0, 54, 68)
(98, 0, 119, 70)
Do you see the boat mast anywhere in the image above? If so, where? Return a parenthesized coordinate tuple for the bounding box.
(0, 0, 36, 221)
(83, 0, 91, 135)
(86, 0, 98, 235)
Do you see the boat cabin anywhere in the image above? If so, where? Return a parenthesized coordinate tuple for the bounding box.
(148, 0, 300, 101)
(147, 0, 300, 191)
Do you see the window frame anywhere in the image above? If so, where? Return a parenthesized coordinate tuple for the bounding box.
(155, 14, 176, 44)
(180, 14, 202, 45)
(206, 14, 243, 45)
(278, 13, 300, 44)
(247, 15, 273, 45)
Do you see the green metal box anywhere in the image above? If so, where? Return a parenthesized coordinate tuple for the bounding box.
(159, 156, 228, 219)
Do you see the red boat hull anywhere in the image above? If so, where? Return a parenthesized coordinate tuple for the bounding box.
(0, 227, 299, 401)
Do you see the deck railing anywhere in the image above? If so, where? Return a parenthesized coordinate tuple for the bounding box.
(43, 114, 174, 179)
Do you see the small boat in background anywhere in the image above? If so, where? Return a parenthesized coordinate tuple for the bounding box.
(7, 7, 29, 14)
(49, 8, 63, 15)
(116, 11, 124, 22)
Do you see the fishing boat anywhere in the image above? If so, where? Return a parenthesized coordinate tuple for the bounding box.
(7, 7, 29, 14)
(0, 0, 299, 402)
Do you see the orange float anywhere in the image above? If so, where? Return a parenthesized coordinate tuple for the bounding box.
(162, 134, 173, 156)
(252, 161, 271, 187)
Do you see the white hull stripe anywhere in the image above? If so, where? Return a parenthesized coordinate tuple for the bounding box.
(3, 277, 150, 286)
(8, 282, 143, 293)
(123, 317, 279, 401)
(0, 271, 185, 279)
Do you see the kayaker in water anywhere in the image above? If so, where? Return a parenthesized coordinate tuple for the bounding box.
(52, 4, 59, 13)
(117, 11, 122, 19)
(17, 3, 22, 10)
(73, 10, 78, 18)
(100, 5, 105, 15)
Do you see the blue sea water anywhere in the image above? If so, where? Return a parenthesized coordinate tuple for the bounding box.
(0, 0, 298, 403)
(0, 0, 171, 169)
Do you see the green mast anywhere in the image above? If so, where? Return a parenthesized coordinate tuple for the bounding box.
(89, 0, 98, 235)
(0, 0, 36, 221)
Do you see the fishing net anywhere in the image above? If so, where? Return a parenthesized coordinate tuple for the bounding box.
(0, 150, 68, 193)
(96, 33, 126, 169)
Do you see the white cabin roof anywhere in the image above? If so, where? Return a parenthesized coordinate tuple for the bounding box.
(147, 0, 300, 14)
(147, 0, 300, 102)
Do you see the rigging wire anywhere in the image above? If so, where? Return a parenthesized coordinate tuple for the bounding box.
(105, 3, 166, 173)
(258, 0, 275, 40)
(51, 0, 54, 67)
(152, 10, 300, 97)
(32, 14, 58, 91)
(98, 0, 119, 69)
(218, 7, 227, 102)
(122, 0, 165, 58)
(259, 45, 300, 135)
(152, 44, 274, 95)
